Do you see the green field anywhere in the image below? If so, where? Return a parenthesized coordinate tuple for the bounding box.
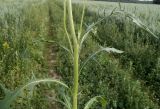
(74, 1, 160, 32)
(0, 0, 160, 109)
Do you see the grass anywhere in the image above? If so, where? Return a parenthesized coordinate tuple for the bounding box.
(58, 1, 160, 108)
(74, 1, 160, 33)
(0, 0, 52, 108)
(0, 0, 160, 109)
(75, 0, 160, 107)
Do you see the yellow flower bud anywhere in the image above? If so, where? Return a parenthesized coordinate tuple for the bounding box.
(3, 42, 10, 49)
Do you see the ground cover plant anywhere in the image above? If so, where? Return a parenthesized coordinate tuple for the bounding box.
(57, 0, 158, 109)
(78, 1, 160, 106)
(0, 0, 160, 109)
(54, 0, 160, 109)
(0, 0, 53, 108)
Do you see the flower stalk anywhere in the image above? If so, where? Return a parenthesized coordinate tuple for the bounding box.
(67, 0, 79, 109)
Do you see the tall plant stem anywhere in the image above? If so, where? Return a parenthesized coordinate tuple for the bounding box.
(73, 44, 79, 109)
(68, 0, 79, 109)
(64, 0, 73, 54)
(68, 0, 77, 44)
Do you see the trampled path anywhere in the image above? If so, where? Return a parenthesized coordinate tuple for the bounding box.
(46, 44, 59, 79)
(44, 7, 61, 108)
(45, 42, 61, 109)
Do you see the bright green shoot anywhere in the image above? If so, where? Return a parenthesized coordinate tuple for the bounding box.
(64, 0, 123, 109)
(64, 0, 158, 109)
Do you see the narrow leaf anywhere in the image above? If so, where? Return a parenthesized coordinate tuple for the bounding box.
(64, 0, 73, 54)
(63, 94, 72, 109)
(80, 18, 105, 51)
(80, 47, 123, 73)
(49, 98, 69, 109)
(113, 11, 159, 39)
(40, 38, 73, 59)
(78, 0, 86, 40)
(0, 79, 68, 109)
(101, 47, 124, 53)
(84, 96, 106, 109)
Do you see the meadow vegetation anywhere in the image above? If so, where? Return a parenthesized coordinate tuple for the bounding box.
(0, 0, 160, 109)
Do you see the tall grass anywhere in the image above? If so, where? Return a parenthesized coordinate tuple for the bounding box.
(57, 1, 160, 109)
(0, 0, 160, 109)
(83, 1, 160, 105)
(0, 0, 52, 108)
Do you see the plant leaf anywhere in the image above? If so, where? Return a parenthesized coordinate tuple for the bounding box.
(101, 47, 124, 53)
(113, 10, 159, 39)
(0, 79, 68, 109)
(80, 47, 123, 73)
(49, 98, 69, 109)
(64, 0, 73, 54)
(79, 8, 118, 53)
(56, 86, 72, 109)
(78, 0, 86, 40)
(84, 96, 107, 109)
(79, 18, 105, 52)
(40, 38, 73, 59)
(63, 94, 72, 109)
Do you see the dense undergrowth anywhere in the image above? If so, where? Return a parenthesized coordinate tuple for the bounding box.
(0, 0, 160, 109)
(54, 2, 160, 109)
(0, 0, 51, 108)
(87, 3, 160, 106)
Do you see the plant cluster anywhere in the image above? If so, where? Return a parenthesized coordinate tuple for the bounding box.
(0, 0, 160, 109)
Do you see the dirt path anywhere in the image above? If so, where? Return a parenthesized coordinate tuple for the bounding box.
(46, 43, 59, 79)
(43, 7, 61, 109)
(45, 42, 61, 109)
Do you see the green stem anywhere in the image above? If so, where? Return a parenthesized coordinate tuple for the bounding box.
(68, 0, 77, 44)
(67, 0, 79, 109)
(64, 0, 73, 54)
(73, 44, 79, 109)
(78, 0, 86, 40)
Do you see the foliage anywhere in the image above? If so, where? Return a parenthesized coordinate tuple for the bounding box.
(86, 2, 160, 106)
(0, 0, 160, 109)
(57, 1, 160, 109)
(0, 0, 52, 108)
